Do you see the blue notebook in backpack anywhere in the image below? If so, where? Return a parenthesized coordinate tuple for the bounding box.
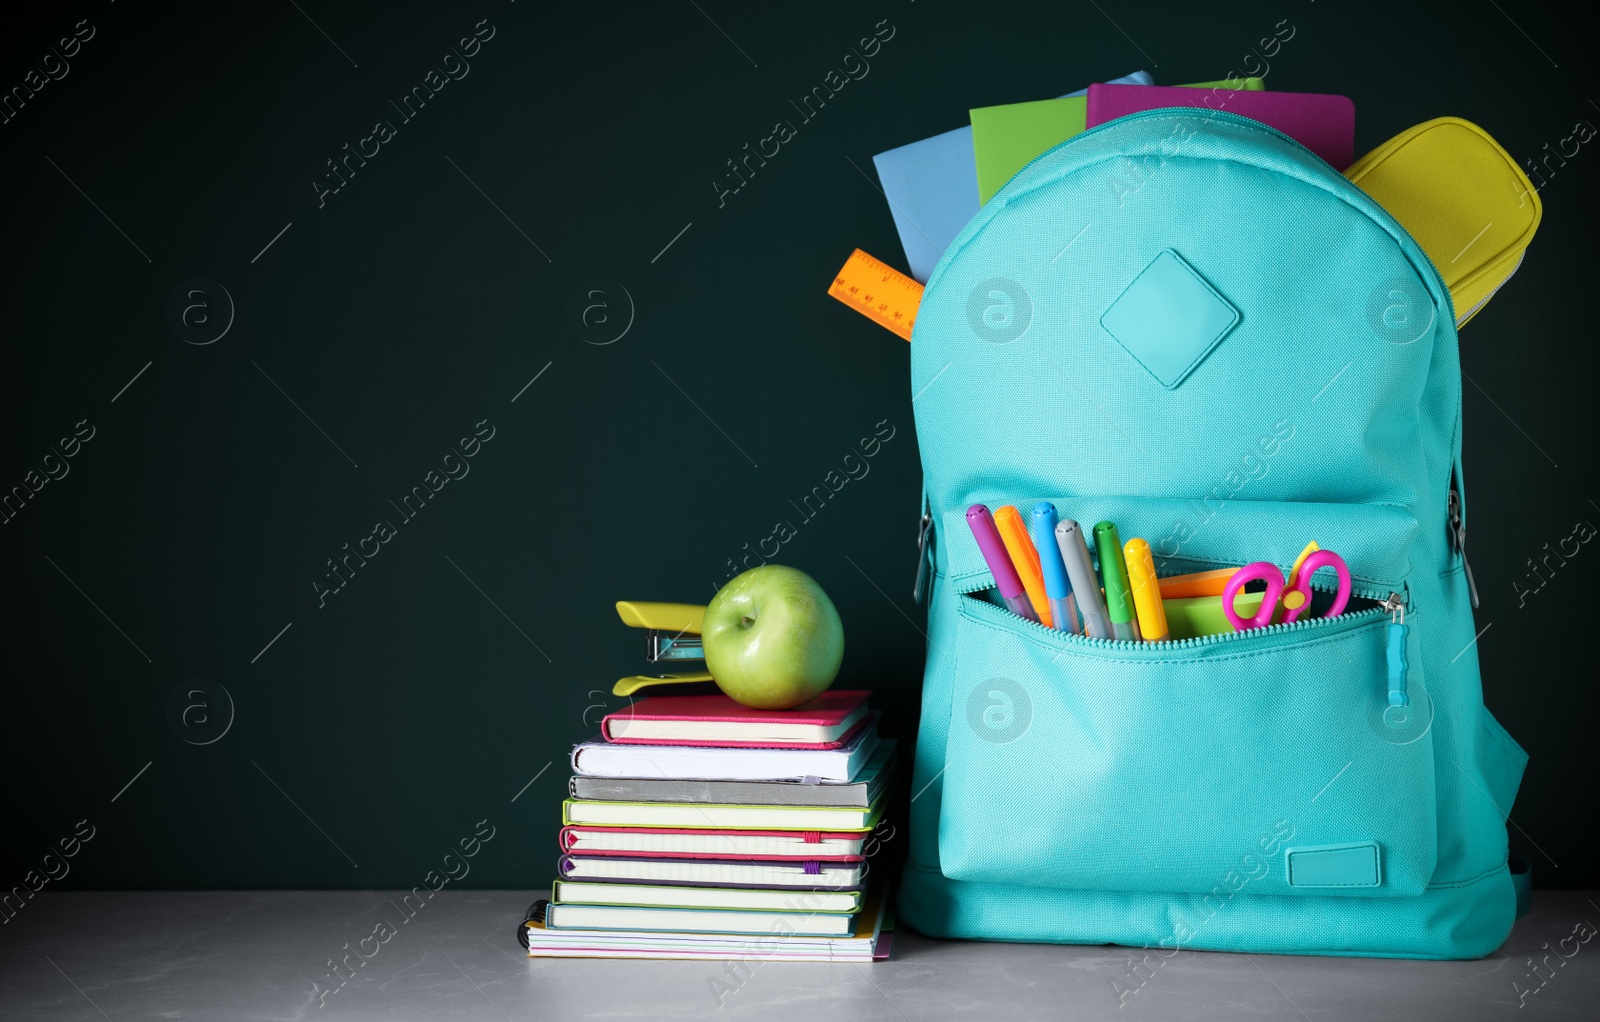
(900, 108, 1529, 960)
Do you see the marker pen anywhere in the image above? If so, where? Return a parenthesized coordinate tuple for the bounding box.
(1056, 519, 1110, 639)
(1123, 537, 1169, 642)
(994, 505, 1053, 627)
(1094, 520, 1142, 642)
(1031, 502, 1078, 632)
(966, 504, 1040, 623)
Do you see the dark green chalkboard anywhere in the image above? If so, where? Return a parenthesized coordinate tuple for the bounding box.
(2, 0, 1595, 892)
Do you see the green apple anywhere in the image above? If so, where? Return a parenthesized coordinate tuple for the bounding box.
(702, 565, 845, 710)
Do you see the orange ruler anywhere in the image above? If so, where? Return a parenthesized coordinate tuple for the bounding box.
(827, 248, 924, 342)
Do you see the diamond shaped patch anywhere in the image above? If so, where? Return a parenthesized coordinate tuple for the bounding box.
(1100, 250, 1240, 389)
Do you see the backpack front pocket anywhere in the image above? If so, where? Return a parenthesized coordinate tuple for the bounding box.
(939, 590, 1437, 899)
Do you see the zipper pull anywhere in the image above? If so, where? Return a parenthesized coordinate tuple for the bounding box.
(913, 501, 934, 604)
(1383, 592, 1409, 707)
(1448, 488, 1481, 609)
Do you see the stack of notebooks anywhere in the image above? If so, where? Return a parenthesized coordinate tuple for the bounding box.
(525, 689, 897, 961)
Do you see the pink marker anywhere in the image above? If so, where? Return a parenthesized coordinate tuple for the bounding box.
(966, 504, 1041, 623)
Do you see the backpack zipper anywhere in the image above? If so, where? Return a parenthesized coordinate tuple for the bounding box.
(963, 581, 1394, 653)
(1455, 251, 1524, 325)
(1447, 484, 1480, 608)
(1382, 591, 1410, 706)
(913, 495, 934, 604)
(956, 563, 1398, 604)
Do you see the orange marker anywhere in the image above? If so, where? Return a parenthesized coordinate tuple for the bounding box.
(993, 505, 1053, 627)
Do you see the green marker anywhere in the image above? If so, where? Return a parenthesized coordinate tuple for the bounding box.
(1093, 521, 1142, 642)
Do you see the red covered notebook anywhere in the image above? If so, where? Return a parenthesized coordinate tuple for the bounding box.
(1085, 83, 1356, 170)
(601, 690, 871, 748)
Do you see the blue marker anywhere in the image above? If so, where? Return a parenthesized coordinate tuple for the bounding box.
(1031, 502, 1079, 633)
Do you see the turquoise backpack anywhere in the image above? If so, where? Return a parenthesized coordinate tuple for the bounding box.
(900, 109, 1529, 960)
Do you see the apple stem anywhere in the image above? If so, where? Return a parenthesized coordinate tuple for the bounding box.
(740, 615, 756, 629)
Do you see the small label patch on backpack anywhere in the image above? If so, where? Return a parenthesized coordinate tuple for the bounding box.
(1100, 249, 1240, 389)
(1286, 842, 1383, 888)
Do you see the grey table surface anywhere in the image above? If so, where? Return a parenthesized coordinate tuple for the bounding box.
(2, 890, 1596, 1021)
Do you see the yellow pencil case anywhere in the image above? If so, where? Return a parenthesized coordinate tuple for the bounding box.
(1345, 117, 1541, 327)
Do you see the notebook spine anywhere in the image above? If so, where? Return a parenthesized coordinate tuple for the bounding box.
(517, 899, 548, 950)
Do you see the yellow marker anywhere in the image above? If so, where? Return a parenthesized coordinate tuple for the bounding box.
(826, 248, 924, 342)
(1124, 538, 1169, 642)
(1275, 541, 1320, 622)
(993, 506, 1053, 628)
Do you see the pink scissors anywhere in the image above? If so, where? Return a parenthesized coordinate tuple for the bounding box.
(1222, 550, 1352, 631)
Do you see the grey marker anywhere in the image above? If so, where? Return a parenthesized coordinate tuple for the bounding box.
(1056, 520, 1111, 640)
